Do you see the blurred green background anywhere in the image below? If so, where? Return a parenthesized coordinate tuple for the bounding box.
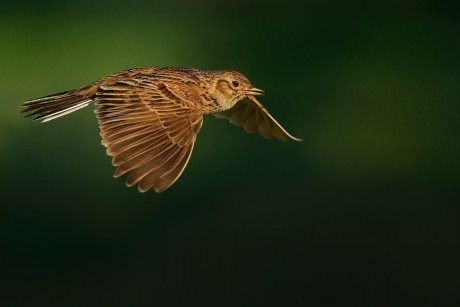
(1, 0, 459, 305)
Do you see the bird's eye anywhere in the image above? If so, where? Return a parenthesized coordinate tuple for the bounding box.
(232, 80, 240, 87)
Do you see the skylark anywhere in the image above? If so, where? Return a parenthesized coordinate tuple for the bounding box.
(22, 67, 301, 192)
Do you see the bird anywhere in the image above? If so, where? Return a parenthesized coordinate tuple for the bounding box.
(21, 67, 301, 192)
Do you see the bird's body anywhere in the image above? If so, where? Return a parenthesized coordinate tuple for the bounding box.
(22, 67, 300, 192)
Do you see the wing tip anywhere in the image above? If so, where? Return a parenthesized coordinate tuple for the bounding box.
(287, 135, 303, 142)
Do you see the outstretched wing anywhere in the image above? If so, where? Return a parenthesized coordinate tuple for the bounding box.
(214, 95, 301, 141)
(95, 79, 203, 193)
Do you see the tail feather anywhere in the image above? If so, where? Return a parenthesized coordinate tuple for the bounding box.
(21, 86, 96, 122)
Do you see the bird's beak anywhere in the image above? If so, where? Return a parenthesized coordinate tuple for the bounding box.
(245, 87, 264, 96)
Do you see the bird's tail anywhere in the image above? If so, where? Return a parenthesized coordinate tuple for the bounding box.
(21, 85, 97, 122)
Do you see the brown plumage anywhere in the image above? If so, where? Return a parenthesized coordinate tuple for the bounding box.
(21, 67, 301, 192)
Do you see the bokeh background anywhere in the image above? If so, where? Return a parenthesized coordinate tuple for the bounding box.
(1, 0, 459, 305)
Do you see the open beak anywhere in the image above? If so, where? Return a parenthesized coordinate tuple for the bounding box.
(245, 87, 264, 96)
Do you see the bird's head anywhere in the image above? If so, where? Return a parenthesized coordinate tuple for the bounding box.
(211, 71, 264, 110)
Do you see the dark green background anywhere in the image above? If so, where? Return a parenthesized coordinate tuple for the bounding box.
(1, 0, 459, 305)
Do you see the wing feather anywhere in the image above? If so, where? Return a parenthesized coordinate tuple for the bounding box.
(137, 143, 193, 192)
(95, 79, 202, 192)
(214, 96, 301, 142)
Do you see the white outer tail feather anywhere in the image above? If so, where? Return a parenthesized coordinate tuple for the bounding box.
(40, 99, 93, 122)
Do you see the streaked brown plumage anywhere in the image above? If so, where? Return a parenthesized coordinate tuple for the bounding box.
(21, 67, 301, 192)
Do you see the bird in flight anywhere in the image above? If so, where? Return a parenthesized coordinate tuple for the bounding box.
(22, 67, 301, 192)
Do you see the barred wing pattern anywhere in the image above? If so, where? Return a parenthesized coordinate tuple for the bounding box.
(214, 96, 301, 141)
(95, 79, 203, 193)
